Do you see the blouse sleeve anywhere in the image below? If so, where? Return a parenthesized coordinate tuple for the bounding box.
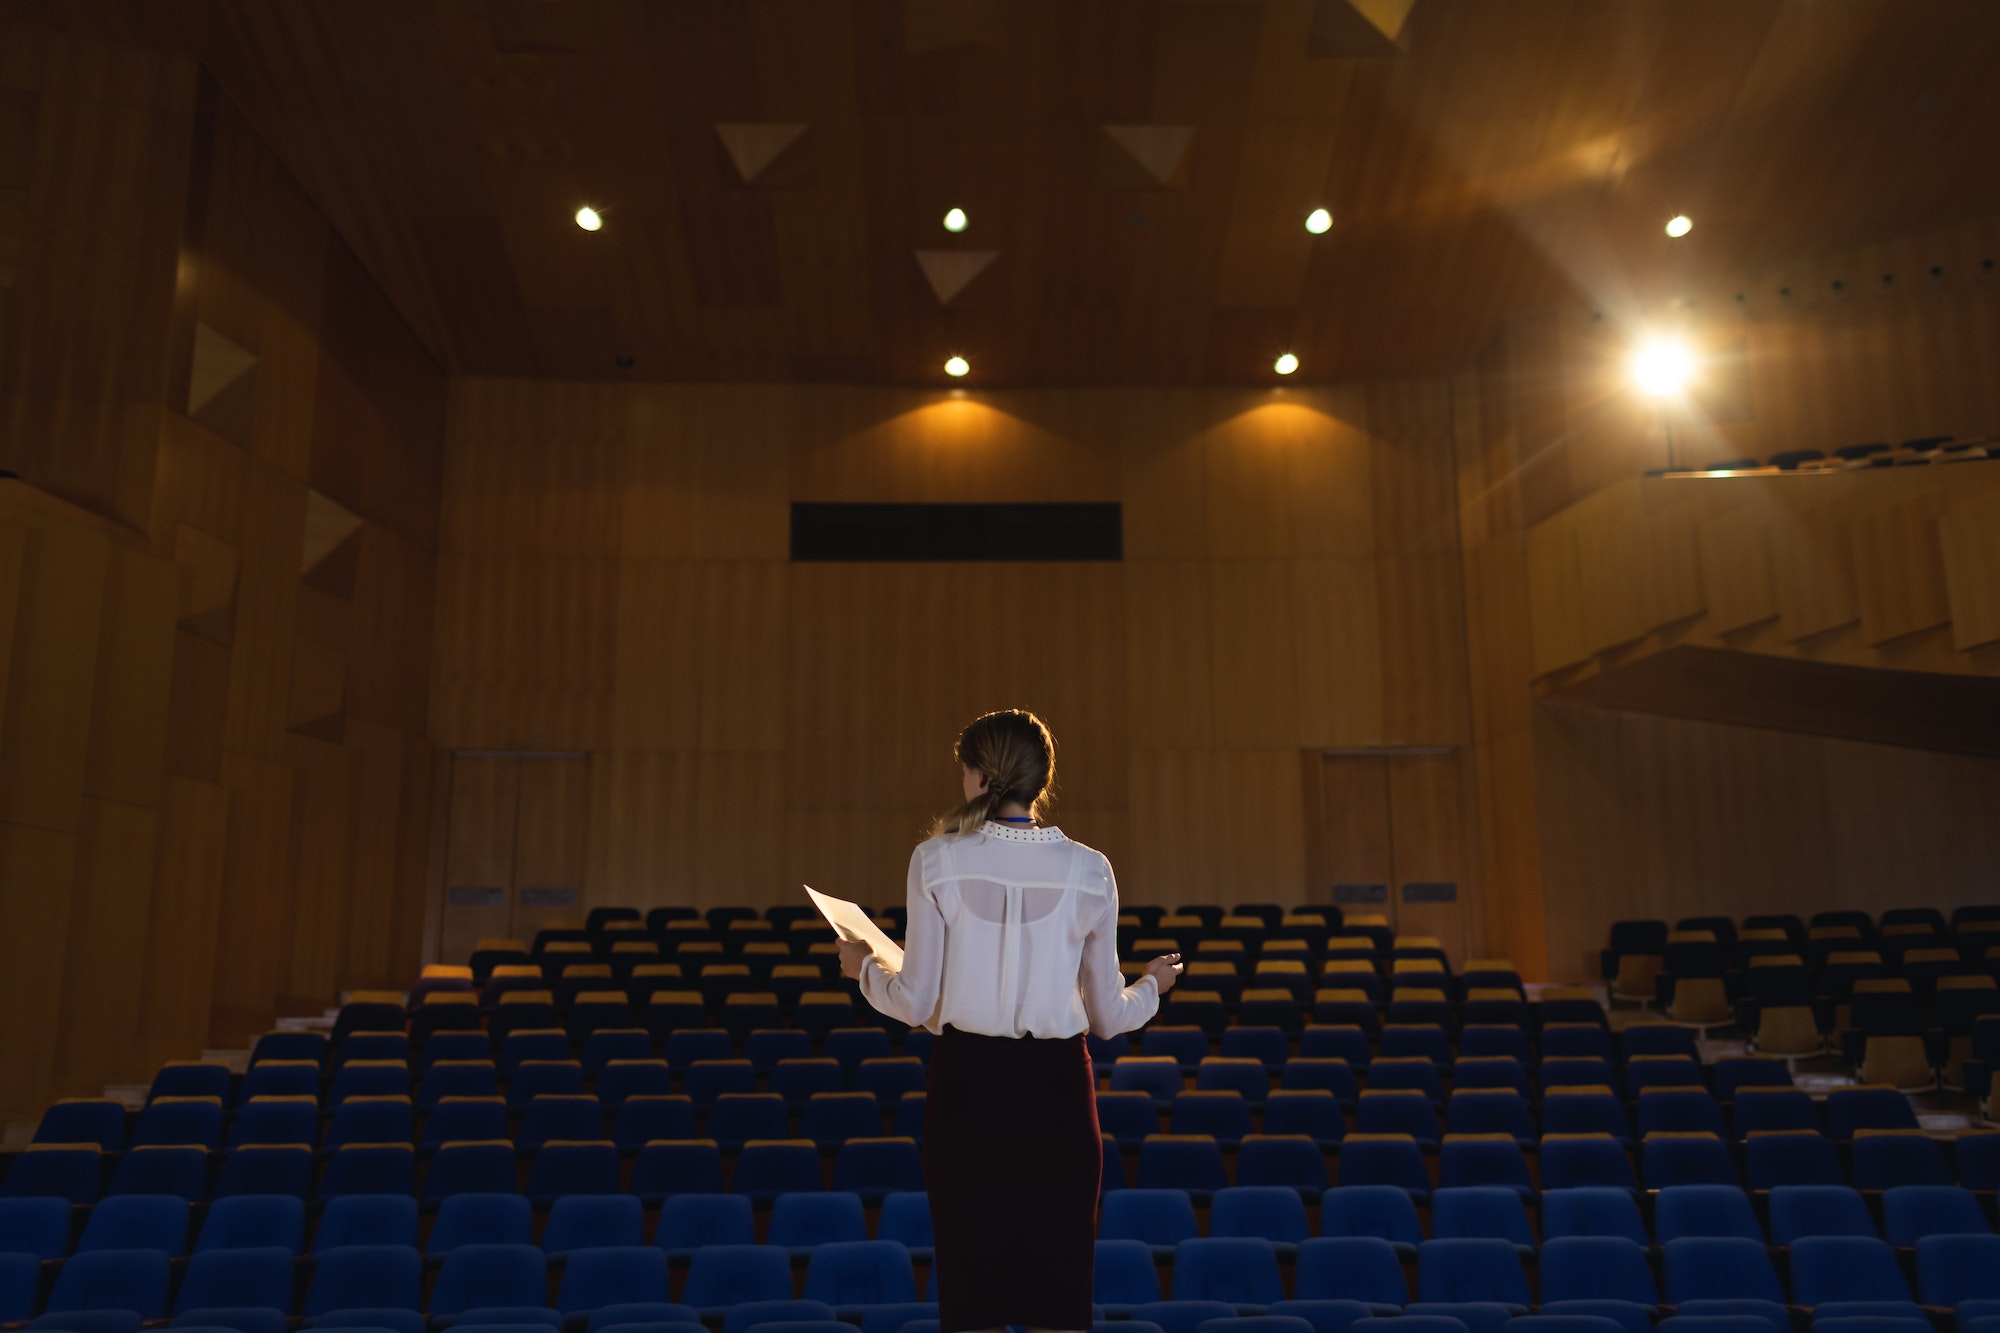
(859, 846, 944, 1028)
(1078, 858, 1159, 1039)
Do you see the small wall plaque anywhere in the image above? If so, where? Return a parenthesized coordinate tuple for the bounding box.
(518, 885, 578, 908)
(1332, 882, 1389, 905)
(1402, 881, 1459, 904)
(447, 885, 505, 908)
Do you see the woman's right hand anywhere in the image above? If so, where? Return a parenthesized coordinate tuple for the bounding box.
(1146, 952, 1182, 995)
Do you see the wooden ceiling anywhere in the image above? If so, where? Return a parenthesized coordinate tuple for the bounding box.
(36, 0, 2000, 385)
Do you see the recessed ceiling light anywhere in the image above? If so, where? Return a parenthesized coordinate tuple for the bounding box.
(944, 355, 970, 377)
(1665, 214, 1692, 238)
(1305, 208, 1333, 235)
(575, 206, 603, 232)
(943, 207, 968, 233)
(1274, 353, 1299, 375)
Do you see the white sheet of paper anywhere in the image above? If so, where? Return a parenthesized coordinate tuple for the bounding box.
(805, 885, 905, 970)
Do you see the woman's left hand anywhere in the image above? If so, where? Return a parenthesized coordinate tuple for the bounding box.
(836, 938, 873, 979)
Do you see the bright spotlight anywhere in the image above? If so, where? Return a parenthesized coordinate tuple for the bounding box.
(1305, 208, 1333, 234)
(942, 207, 968, 233)
(1665, 214, 1692, 238)
(575, 206, 603, 232)
(1274, 352, 1299, 376)
(1630, 338, 1694, 396)
(944, 355, 969, 377)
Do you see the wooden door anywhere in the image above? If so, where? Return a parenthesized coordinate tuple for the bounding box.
(1303, 751, 1471, 964)
(439, 753, 589, 962)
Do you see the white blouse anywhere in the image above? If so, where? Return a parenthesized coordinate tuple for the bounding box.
(857, 821, 1161, 1040)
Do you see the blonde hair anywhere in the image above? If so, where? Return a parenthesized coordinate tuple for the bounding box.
(930, 709, 1057, 838)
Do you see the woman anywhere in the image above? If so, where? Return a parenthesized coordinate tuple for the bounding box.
(838, 709, 1180, 1333)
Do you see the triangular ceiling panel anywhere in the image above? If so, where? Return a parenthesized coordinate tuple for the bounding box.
(914, 250, 998, 305)
(715, 123, 808, 183)
(1102, 124, 1194, 185)
(188, 321, 257, 417)
(301, 489, 365, 589)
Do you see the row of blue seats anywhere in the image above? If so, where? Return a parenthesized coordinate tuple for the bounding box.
(12, 1233, 2000, 1327)
(0, 1192, 935, 1261)
(37, 1092, 927, 1156)
(0, 1138, 927, 1207)
(8, 1182, 1992, 1267)
(14, 1125, 1996, 1210)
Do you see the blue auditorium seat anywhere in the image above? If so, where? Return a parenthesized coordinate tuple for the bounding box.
(1335, 1135, 1431, 1199)
(301, 1309, 426, 1333)
(527, 1140, 623, 1203)
(1354, 1091, 1440, 1147)
(323, 1095, 414, 1153)
(1144, 1028, 1211, 1072)
(1652, 1184, 1761, 1243)
(1131, 1303, 1239, 1333)
(654, 1193, 755, 1261)
(518, 1095, 606, 1151)
(1195, 1318, 1318, 1333)
(1766, 1185, 1876, 1244)
(769, 1191, 867, 1255)
(1825, 1088, 1920, 1140)
(1446, 1090, 1534, 1143)
(495, 1031, 569, 1075)
(213, 1145, 312, 1201)
(417, 1061, 500, 1108)
(832, 1136, 924, 1202)
(1743, 1131, 1845, 1190)
(707, 1093, 791, 1150)
(1882, 1184, 1990, 1244)
(1540, 1059, 1615, 1091)
(1403, 1304, 1511, 1333)
(107, 1146, 208, 1201)
(1501, 1317, 1626, 1333)
(424, 1141, 518, 1202)
(597, 1060, 673, 1104)
(429, 1243, 549, 1318)
(1541, 1089, 1629, 1142)
(801, 1238, 917, 1306)
(1112, 1058, 1186, 1108)
(1314, 1185, 1422, 1257)
(1348, 1316, 1463, 1333)
(1787, 1235, 1917, 1310)
(1222, 1027, 1293, 1070)
(172, 1247, 295, 1317)
(510, 1060, 587, 1108)
(76, 1195, 190, 1255)
(1437, 1137, 1532, 1197)
(1136, 1135, 1228, 1202)
(2, 1144, 102, 1203)
(855, 1058, 926, 1106)
(149, 1064, 233, 1103)
(556, 1246, 673, 1314)
(1266, 1301, 1382, 1333)
(1430, 1187, 1533, 1252)
(1172, 1091, 1254, 1146)
(1101, 1188, 1200, 1260)
(0, 1196, 72, 1259)
(1262, 1092, 1343, 1151)
(580, 1031, 652, 1075)
(582, 1305, 704, 1333)
(1380, 1026, 1454, 1068)
(1364, 1059, 1446, 1105)
(195, 1194, 305, 1254)
(1094, 1238, 1163, 1314)
(1641, 1134, 1739, 1189)
(250, 1032, 328, 1065)
(734, 1140, 823, 1203)
(721, 1305, 834, 1333)
(1730, 1088, 1820, 1139)
(893, 1092, 925, 1142)
(1538, 1136, 1637, 1194)
(1535, 1305, 1652, 1333)
(1850, 1132, 1954, 1189)
(1915, 1233, 2000, 1307)
(822, 1030, 893, 1081)
(1660, 1237, 1785, 1304)
(661, 1030, 733, 1073)
(1458, 1027, 1532, 1063)
(1294, 1237, 1408, 1307)
(680, 1246, 796, 1313)
(35, 1100, 127, 1150)
(132, 1097, 223, 1148)
(1236, 1133, 1331, 1199)
(310, 1195, 417, 1254)
(632, 1140, 724, 1203)
(428, 1194, 533, 1255)
(611, 1095, 695, 1150)
(1280, 1060, 1360, 1108)
(1171, 1237, 1285, 1306)
(1098, 1091, 1162, 1148)
(1537, 1237, 1659, 1307)
(1212, 1185, 1310, 1254)
(300, 1244, 424, 1317)
(1198, 1057, 1272, 1105)
(878, 1191, 934, 1261)
(40, 1248, 172, 1322)
(543, 1195, 645, 1256)
(684, 1060, 757, 1105)
(172, 1308, 287, 1333)
(228, 1097, 318, 1148)
(1417, 1239, 1530, 1311)
(1299, 1027, 1373, 1068)
(421, 1099, 509, 1150)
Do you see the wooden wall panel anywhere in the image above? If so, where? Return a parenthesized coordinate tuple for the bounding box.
(1535, 701, 2000, 982)
(511, 756, 590, 936)
(435, 378, 1479, 920)
(0, 30, 444, 1120)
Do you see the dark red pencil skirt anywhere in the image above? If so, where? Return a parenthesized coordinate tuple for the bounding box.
(926, 1024, 1101, 1331)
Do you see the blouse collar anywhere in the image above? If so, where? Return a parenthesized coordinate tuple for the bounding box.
(980, 820, 1067, 843)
